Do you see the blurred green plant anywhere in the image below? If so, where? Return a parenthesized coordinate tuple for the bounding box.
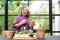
(37, 16, 49, 30)
(0, 16, 4, 35)
(8, 16, 16, 29)
(0, 25, 2, 35)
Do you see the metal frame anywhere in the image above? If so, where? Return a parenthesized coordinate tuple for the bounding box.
(5, 0, 8, 30)
(49, 0, 52, 35)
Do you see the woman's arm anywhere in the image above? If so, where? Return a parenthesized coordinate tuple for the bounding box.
(15, 19, 26, 28)
(13, 16, 26, 29)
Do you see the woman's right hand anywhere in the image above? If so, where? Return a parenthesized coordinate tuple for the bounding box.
(21, 19, 26, 24)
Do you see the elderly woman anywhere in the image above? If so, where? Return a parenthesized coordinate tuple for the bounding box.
(12, 6, 30, 32)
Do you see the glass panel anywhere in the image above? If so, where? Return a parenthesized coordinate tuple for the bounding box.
(0, 1, 5, 35)
(52, 0, 60, 14)
(52, 16, 60, 31)
(52, 1, 55, 14)
(8, 1, 28, 15)
(52, 0, 60, 35)
(29, 1, 49, 14)
(45, 33, 51, 36)
(53, 32, 60, 36)
(8, 16, 16, 29)
(52, 16, 55, 31)
(0, 1, 5, 14)
(8, 0, 49, 15)
(0, 16, 5, 35)
(30, 16, 49, 30)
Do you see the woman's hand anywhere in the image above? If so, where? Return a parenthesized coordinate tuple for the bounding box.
(21, 19, 26, 24)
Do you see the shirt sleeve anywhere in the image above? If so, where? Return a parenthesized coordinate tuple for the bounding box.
(12, 16, 19, 28)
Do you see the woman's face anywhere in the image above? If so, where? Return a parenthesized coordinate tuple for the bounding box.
(22, 8, 28, 16)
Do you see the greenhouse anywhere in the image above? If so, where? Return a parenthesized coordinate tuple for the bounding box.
(0, 0, 60, 40)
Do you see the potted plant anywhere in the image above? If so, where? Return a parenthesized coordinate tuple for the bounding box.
(36, 29, 45, 39)
(36, 19, 48, 39)
(19, 30, 29, 37)
(6, 30, 14, 39)
(24, 30, 29, 37)
(14, 31, 19, 37)
(6, 27, 17, 38)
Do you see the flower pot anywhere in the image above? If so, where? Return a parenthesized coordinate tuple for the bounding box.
(6, 30, 14, 39)
(2, 30, 6, 35)
(14, 34, 19, 37)
(36, 29, 45, 38)
(24, 34, 29, 37)
(19, 34, 25, 37)
(29, 35, 33, 37)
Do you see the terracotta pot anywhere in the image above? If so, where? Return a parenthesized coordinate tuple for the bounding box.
(6, 30, 14, 39)
(36, 29, 45, 38)
(2, 30, 6, 35)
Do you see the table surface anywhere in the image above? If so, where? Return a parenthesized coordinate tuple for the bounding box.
(0, 35, 60, 40)
(13, 36, 60, 40)
(0, 35, 13, 40)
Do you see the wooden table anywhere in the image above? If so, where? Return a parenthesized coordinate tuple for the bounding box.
(13, 37, 36, 40)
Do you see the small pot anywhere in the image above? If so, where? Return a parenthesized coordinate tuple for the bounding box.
(36, 29, 45, 38)
(6, 30, 14, 39)
(2, 30, 6, 35)
(29, 35, 33, 37)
